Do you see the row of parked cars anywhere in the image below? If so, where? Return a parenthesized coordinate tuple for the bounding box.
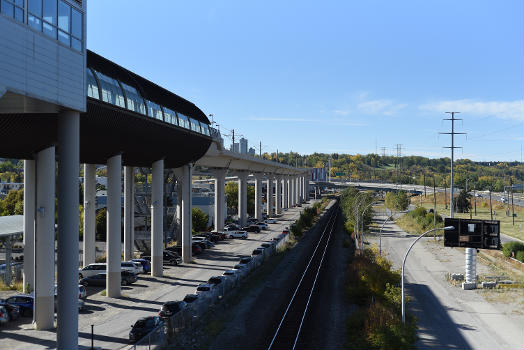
(128, 239, 279, 342)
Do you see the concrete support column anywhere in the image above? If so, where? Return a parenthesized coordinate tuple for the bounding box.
(254, 174, 263, 221)
(296, 177, 300, 204)
(56, 110, 80, 349)
(34, 146, 55, 330)
(304, 175, 309, 201)
(213, 169, 226, 231)
(23, 160, 35, 293)
(300, 176, 305, 202)
(275, 176, 282, 215)
(175, 182, 182, 243)
(83, 164, 96, 267)
(175, 165, 193, 263)
(106, 155, 122, 298)
(124, 166, 135, 261)
(266, 176, 273, 218)
(285, 177, 290, 209)
(290, 177, 295, 207)
(237, 172, 248, 226)
(151, 160, 164, 277)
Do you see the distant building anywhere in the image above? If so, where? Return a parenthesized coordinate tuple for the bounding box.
(310, 168, 327, 181)
(230, 142, 239, 153)
(248, 147, 256, 156)
(239, 138, 248, 154)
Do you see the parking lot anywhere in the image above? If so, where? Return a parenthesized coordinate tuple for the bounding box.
(0, 204, 310, 350)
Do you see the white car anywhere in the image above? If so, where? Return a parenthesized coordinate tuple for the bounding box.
(228, 231, 248, 239)
(54, 284, 87, 299)
(265, 219, 277, 224)
(78, 263, 106, 279)
(255, 222, 268, 230)
(121, 261, 141, 275)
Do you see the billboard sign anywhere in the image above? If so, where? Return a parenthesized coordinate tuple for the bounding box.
(444, 218, 500, 250)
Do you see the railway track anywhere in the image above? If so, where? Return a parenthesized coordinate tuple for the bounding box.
(267, 201, 340, 350)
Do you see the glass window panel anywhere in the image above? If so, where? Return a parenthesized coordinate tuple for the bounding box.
(71, 37, 81, 50)
(14, 6, 23, 22)
(28, 14, 42, 31)
(190, 119, 201, 133)
(28, 0, 41, 16)
(200, 123, 210, 136)
(86, 69, 99, 99)
(43, 21, 57, 39)
(14, 0, 23, 6)
(162, 108, 178, 125)
(177, 113, 189, 129)
(58, 29, 69, 45)
(58, 0, 70, 32)
(95, 71, 126, 108)
(146, 100, 163, 120)
(71, 7, 81, 39)
(121, 82, 146, 114)
(43, 0, 56, 25)
(1, 1, 14, 18)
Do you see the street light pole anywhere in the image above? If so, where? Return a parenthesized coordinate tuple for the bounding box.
(379, 214, 393, 256)
(402, 225, 455, 324)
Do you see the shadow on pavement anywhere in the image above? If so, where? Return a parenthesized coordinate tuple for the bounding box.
(408, 283, 472, 349)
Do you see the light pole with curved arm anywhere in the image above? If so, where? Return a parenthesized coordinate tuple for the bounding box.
(379, 214, 393, 256)
(359, 200, 379, 254)
(401, 225, 455, 324)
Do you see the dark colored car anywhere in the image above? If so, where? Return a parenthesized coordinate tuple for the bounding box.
(165, 246, 183, 255)
(193, 241, 206, 251)
(129, 316, 163, 342)
(192, 243, 203, 255)
(183, 293, 200, 303)
(239, 256, 253, 264)
(163, 251, 182, 265)
(121, 270, 138, 285)
(158, 301, 187, 318)
(4, 295, 33, 317)
(131, 258, 151, 273)
(282, 228, 290, 235)
(208, 276, 226, 286)
(0, 300, 20, 321)
(195, 233, 219, 243)
(261, 242, 273, 248)
(243, 225, 261, 233)
(252, 249, 263, 256)
(210, 231, 227, 240)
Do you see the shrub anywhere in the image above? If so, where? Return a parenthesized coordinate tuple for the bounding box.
(502, 241, 524, 258)
(516, 250, 524, 263)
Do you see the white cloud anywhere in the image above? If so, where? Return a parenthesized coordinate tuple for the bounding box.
(333, 109, 351, 116)
(356, 99, 407, 116)
(419, 99, 524, 121)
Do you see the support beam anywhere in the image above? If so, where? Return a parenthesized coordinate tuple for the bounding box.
(106, 154, 122, 298)
(213, 169, 226, 231)
(23, 159, 35, 293)
(56, 110, 80, 350)
(238, 172, 248, 227)
(254, 174, 263, 221)
(175, 165, 193, 263)
(34, 146, 55, 330)
(151, 159, 164, 277)
(266, 175, 273, 218)
(275, 176, 282, 215)
(124, 166, 134, 261)
(175, 181, 182, 243)
(83, 164, 96, 267)
(290, 176, 295, 207)
(284, 177, 290, 209)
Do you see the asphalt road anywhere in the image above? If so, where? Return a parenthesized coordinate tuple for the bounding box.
(0, 204, 312, 350)
(370, 212, 524, 350)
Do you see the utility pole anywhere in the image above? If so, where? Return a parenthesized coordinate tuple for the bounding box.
(433, 176, 437, 233)
(381, 147, 387, 158)
(440, 112, 465, 218)
(511, 178, 515, 225)
(259, 141, 262, 157)
(474, 185, 477, 216)
(424, 173, 426, 197)
(489, 189, 493, 220)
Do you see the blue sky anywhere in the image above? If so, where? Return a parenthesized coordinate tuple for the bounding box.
(87, 0, 523, 161)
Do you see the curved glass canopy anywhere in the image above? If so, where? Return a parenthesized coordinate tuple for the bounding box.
(86, 68, 210, 136)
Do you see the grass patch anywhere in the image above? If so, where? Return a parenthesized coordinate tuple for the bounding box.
(0, 279, 23, 292)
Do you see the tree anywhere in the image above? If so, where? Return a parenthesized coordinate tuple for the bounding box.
(192, 207, 209, 232)
(455, 189, 472, 213)
(394, 191, 409, 211)
(385, 192, 395, 210)
(0, 188, 24, 216)
(95, 208, 107, 241)
(225, 182, 238, 211)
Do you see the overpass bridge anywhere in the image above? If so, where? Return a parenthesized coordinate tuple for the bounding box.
(0, 7, 307, 348)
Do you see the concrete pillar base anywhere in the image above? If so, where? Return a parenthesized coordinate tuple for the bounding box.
(462, 282, 476, 290)
(33, 296, 54, 330)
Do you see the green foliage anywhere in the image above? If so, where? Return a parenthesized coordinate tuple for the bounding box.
(340, 188, 375, 234)
(502, 241, 524, 259)
(385, 192, 395, 210)
(345, 246, 416, 350)
(0, 188, 24, 216)
(403, 206, 443, 233)
(290, 206, 318, 238)
(192, 207, 209, 232)
(384, 191, 409, 211)
(516, 250, 524, 263)
(225, 182, 238, 211)
(455, 189, 472, 213)
(95, 208, 107, 241)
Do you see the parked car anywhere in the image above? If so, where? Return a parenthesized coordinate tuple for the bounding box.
(208, 276, 227, 286)
(4, 295, 33, 317)
(252, 249, 264, 256)
(225, 224, 241, 231)
(0, 300, 20, 321)
(228, 231, 248, 239)
(222, 270, 239, 277)
(192, 237, 214, 249)
(255, 222, 268, 230)
(163, 251, 182, 265)
(54, 295, 85, 312)
(78, 263, 106, 279)
(131, 258, 151, 273)
(159, 301, 187, 318)
(239, 256, 253, 265)
(282, 228, 290, 235)
(129, 316, 163, 342)
(195, 232, 219, 243)
(233, 263, 247, 271)
(243, 225, 261, 233)
(265, 218, 278, 224)
(210, 231, 227, 240)
(121, 270, 138, 285)
(183, 294, 200, 303)
(121, 261, 141, 275)
(192, 243, 203, 255)
(0, 306, 8, 325)
(260, 242, 274, 248)
(195, 283, 214, 294)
